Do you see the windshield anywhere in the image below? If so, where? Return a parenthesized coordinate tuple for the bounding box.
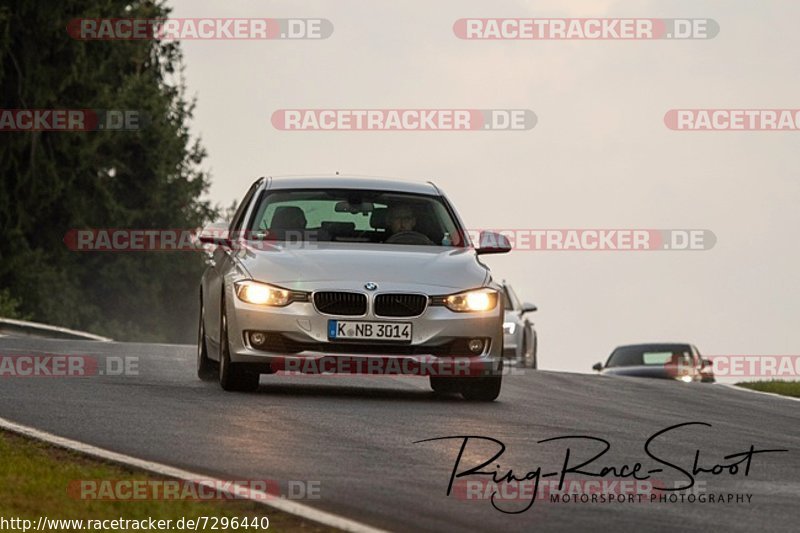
(246, 189, 465, 246)
(606, 345, 693, 368)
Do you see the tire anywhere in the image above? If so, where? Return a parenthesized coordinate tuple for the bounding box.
(531, 332, 538, 370)
(218, 301, 260, 392)
(197, 298, 218, 381)
(460, 376, 502, 402)
(430, 376, 460, 394)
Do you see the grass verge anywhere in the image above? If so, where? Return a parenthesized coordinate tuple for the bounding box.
(736, 380, 800, 398)
(0, 430, 337, 532)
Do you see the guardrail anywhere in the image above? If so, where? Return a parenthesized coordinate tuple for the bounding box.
(0, 318, 112, 342)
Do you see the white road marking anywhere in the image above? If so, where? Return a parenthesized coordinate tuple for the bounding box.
(0, 416, 388, 533)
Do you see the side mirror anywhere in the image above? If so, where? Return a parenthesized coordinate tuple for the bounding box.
(197, 222, 231, 247)
(592, 362, 603, 372)
(476, 231, 511, 255)
(701, 358, 712, 368)
(520, 302, 537, 314)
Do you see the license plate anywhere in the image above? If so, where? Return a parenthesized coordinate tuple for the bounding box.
(328, 320, 412, 342)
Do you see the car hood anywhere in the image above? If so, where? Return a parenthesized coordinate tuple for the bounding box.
(601, 366, 684, 380)
(232, 242, 490, 292)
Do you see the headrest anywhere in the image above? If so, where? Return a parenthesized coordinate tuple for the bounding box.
(370, 208, 388, 230)
(270, 206, 307, 230)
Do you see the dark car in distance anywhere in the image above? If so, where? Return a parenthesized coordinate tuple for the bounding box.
(593, 343, 715, 383)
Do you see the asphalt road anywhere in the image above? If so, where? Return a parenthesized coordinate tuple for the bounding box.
(0, 336, 798, 532)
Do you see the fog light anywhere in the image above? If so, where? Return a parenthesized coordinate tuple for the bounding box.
(250, 332, 267, 346)
(468, 338, 484, 354)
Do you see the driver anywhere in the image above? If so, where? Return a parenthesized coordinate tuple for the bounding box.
(386, 204, 417, 235)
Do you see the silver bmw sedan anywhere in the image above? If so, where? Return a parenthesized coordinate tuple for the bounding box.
(197, 176, 511, 400)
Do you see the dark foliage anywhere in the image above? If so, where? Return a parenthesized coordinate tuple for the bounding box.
(0, 0, 216, 341)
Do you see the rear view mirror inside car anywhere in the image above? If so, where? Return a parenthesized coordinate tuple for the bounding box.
(334, 201, 374, 214)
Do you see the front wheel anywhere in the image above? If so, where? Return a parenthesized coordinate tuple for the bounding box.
(197, 299, 217, 381)
(218, 303, 260, 392)
(460, 376, 502, 402)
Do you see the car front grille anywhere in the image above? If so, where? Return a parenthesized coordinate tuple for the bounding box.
(374, 293, 428, 317)
(313, 291, 367, 316)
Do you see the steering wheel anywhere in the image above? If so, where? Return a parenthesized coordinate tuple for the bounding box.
(385, 231, 435, 245)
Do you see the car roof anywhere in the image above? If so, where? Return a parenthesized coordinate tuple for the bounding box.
(261, 175, 440, 195)
(613, 343, 693, 351)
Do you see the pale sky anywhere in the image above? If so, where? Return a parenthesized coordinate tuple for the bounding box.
(170, 0, 800, 375)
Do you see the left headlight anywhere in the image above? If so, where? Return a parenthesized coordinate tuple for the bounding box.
(444, 288, 498, 312)
(235, 280, 291, 306)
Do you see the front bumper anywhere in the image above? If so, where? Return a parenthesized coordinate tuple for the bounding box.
(225, 287, 504, 377)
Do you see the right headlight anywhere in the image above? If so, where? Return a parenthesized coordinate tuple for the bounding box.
(444, 288, 498, 312)
(235, 280, 292, 306)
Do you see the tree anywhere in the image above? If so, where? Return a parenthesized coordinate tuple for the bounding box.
(0, 0, 216, 342)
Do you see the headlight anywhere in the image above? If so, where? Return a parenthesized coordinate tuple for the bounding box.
(235, 280, 291, 306)
(503, 321, 516, 335)
(444, 288, 498, 312)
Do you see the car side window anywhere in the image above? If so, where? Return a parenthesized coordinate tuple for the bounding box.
(503, 288, 514, 310)
(229, 183, 260, 235)
(505, 286, 521, 310)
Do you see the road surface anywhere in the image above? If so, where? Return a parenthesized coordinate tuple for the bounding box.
(0, 337, 797, 532)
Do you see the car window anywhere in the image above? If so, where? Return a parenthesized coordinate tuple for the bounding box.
(247, 189, 465, 246)
(607, 345, 693, 367)
(229, 181, 260, 234)
(641, 352, 672, 365)
(503, 285, 521, 311)
(259, 200, 380, 231)
(503, 287, 515, 310)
